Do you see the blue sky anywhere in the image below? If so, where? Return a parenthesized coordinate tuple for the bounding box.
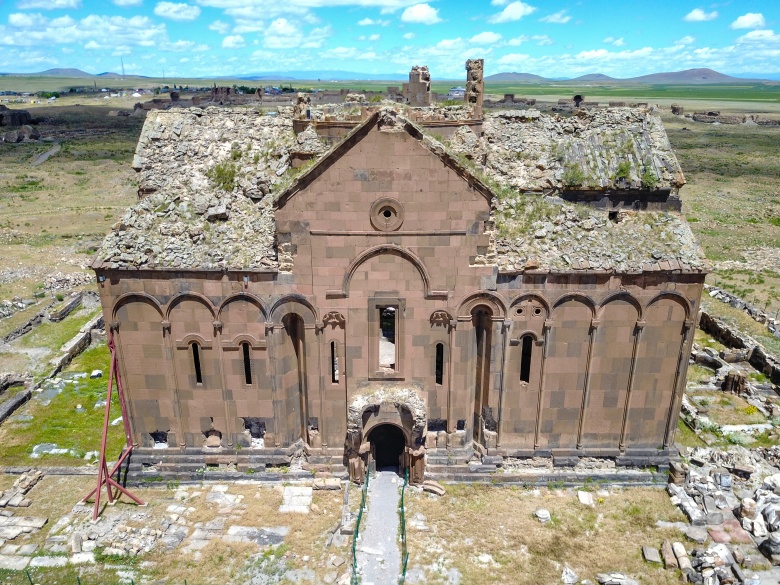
(0, 0, 778, 78)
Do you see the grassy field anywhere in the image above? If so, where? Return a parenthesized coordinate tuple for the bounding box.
(405, 484, 689, 585)
(0, 341, 126, 466)
(0, 104, 140, 302)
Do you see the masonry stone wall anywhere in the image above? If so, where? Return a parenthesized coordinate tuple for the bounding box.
(95, 119, 704, 477)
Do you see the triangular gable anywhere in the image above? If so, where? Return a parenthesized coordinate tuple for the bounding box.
(274, 109, 497, 210)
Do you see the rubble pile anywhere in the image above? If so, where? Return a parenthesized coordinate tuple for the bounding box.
(706, 284, 780, 341)
(487, 199, 705, 272)
(0, 470, 42, 508)
(473, 107, 685, 193)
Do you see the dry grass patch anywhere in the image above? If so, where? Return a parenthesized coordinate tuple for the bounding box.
(405, 484, 686, 585)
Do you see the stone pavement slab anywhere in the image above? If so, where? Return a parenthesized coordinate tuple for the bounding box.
(0, 554, 30, 570)
(279, 486, 313, 513)
(30, 556, 68, 568)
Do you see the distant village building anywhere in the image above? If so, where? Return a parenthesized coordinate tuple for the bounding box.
(447, 86, 465, 99)
(94, 59, 705, 483)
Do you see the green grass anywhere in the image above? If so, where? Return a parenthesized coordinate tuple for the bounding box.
(18, 307, 101, 353)
(0, 342, 125, 466)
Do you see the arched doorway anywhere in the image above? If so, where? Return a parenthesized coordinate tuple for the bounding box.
(367, 424, 406, 471)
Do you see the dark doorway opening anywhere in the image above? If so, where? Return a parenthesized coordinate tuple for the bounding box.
(368, 424, 406, 471)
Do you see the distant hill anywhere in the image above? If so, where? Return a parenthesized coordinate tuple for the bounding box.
(35, 68, 94, 78)
(485, 72, 550, 82)
(486, 67, 772, 84)
(570, 73, 618, 82)
(625, 68, 751, 83)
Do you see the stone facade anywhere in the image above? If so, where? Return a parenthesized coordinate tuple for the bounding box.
(94, 63, 706, 482)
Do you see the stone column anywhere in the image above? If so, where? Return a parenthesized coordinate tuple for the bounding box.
(465, 59, 484, 118)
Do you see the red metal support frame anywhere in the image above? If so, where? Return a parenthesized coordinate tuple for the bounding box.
(80, 332, 145, 520)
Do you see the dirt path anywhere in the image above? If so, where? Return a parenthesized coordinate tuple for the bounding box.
(31, 141, 61, 166)
(357, 469, 402, 585)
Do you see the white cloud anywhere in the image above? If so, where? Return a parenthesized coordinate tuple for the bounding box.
(488, 1, 536, 24)
(507, 34, 552, 46)
(357, 17, 389, 26)
(61, 46, 74, 53)
(401, 4, 441, 25)
(469, 31, 501, 44)
(683, 8, 717, 22)
(112, 0, 143, 6)
(301, 25, 331, 48)
(436, 37, 461, 49)
(179, 57, 189, 63)
(154, 2, 201, 21)
(0, 13, 167, 48)
(674, 35, 695, 45)
(222, 34, 245, 48)
(737, 29, 780, 43)
(539, 10, 569, 24)
(208, 19, 230, 34)
(263, 17, 301, 48)
(490, 0, 508, 5)
(602, 36, 625, 47)
(16, 0, 81, 8)
(402, 32, 415, 39)
(730, 13, 766, 30)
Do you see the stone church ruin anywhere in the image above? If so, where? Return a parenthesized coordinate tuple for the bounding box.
(94, 60, 706, 483)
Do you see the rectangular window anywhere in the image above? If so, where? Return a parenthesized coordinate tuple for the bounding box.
(520, 335, 533, 383)
(330, 341, 340, 383)
(369, 297, 405, 380)
(435, 343, 444, 385)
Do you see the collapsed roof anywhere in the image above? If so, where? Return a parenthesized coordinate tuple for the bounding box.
(96, 104, 706, 273)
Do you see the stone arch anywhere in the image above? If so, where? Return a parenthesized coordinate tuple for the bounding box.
(270, 294, 318, 326)
(165, 292, 216, 322)
(597, 291, 643, 321)
(582, 295, 642, 449)
(551, 292, 596, 317)
(645, 291, 691, 321)
(626, 295, 689, 448)
(217, 293, 268, 322)
(457, 290, 506, 319)
(112, 292, 163, 322)
(538, 295, 594, 449)
(339, 244, 445, 299)
(509, 293, 550, 317)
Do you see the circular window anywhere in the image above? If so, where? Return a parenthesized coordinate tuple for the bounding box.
(370, 198, 404, 231)
(515, 307, 524, 316)
(533, 307, 543, 316)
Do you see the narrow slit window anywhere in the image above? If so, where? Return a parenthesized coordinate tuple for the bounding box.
(378, 306, 397, 371)
(435, 343, 444, 385)
(192, 343, 203, 384)
(242, 342, 252, 385)
(330, 341, 339, 383)
(520, 335, 532, 383)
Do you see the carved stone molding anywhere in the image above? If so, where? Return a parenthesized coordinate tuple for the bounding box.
(322, 311, 346, 329)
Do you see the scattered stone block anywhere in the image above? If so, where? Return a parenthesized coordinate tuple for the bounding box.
(661, 540, 678, 569)
(685, 525, 708, 544)
(421, 480, 445, 496)
(577, 491, 595, 507)
(313, 478, 341, 490)
(642, 546, 661, 564)
(535, 508, 551, 523)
